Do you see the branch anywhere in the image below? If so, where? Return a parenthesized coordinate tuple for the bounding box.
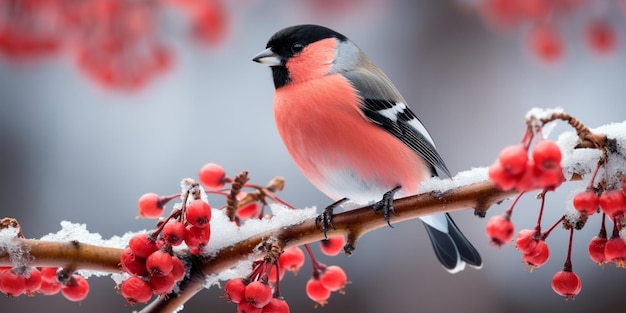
(138, 179, 518, 313)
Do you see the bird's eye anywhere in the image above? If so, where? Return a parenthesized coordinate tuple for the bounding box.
(291, 42, 304, 54)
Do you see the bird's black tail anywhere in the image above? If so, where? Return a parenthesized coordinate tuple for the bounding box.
(422, 213, 482, 273)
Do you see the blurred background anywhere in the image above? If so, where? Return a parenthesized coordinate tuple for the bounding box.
(1, 0, 626, 312)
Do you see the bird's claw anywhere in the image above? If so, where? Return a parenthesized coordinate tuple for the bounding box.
(315, 198, 348, 239)
(372, 186, 401, 227)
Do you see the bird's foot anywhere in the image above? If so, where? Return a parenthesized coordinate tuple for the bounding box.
(315, 198, 349, 239)
(372, 186, 402, 227)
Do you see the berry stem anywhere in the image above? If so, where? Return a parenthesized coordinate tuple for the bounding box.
(563, 227, 574, 271)
(534, 190, 548, 233)
(303, 244, 325, 279)
(542, 215, 565, 239)
(504, 192, 525, 218)
(598, 213, 607, 239)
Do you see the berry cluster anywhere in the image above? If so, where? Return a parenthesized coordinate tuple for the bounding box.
(0, 266, 89, 302)
(485, 114, 625, 300)
(0, 0, 227, 90)
(469, 0, 619, 62)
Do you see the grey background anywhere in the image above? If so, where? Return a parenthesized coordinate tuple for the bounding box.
(1, 1, 626, 312)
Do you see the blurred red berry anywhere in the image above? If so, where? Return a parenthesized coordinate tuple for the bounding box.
(236, 202, 259, 220)
(192, 0, 228, 45)
(121, 276, 152, 304)
(528, 24, 563, 62)
(586, 20, 616, 55)
(532, 140, 562, 171)
(61, 275, 89, 302)
(186, 200, 212, 228)
(38, 279, 62, 295)
(40, 267, 58, 282)
(237, 299, 262, 313)
(170, 256, 185, 282)
(24, 268, 42, 294)
(198, 163, 227, 190)
(488, 161, 520, 191)
(498, 144, 528, 175)
(551, 270, 581, 300)
(149, 272, 176, 296)
(486, 214, 514, 246)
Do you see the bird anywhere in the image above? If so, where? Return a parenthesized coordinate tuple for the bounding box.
(252, 24, 481, 273)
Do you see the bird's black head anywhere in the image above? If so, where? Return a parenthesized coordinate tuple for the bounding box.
(253, 24, 348, 88)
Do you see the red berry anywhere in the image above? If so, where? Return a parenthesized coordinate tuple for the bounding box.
(522, 239, 550, 269)
(170, 256, 185, 282)
(605, 237, 626, 267)
(198, 163, 227, 190)
(586, 20, 616, 55)
(599, 190, 626, 218)
(305, 277, 330, 305)
(528, 24, 563, 62)
(236, 202, 259, 220)
(513, 161, 541, 192)
(320, 236, 344, 256)
(163, 221, 186, 246)
(573, 190, 600, 215)
(533, 140, 562, 172)
(588, 236, 607, 265)
(268, 263, 285, 284)
(262, 298, 290, 313)
(138, 193, 163, 218)
(40, 267, 59, 282)
(515, 229, 539, 254)
(186, 200, 212, 228)
(121, 248, 148, 276)
(38, 279, 62, 295)
(0, 269, 26, 297)
(61, 275, 89, 302)
(24, 268, 42, 294)
(184, 224, 211, 254)
(149, 272, 176, 295)
(320, 265, 347, 292)
(244, 280, 272, 308)
(488, 161, 520, 191)
(224, 278, 247, 303)
(498, 144, 528, 175)
(536, 166, 564, 190)
(485, 214, 514, 246)
(237, 299, 262, 313)
(551, 270, 581, 299)
(121, 276, 152, 304)
(279, 247, 305, 273)
(146, 250, 174, 277)
(129, 234, 159, 259)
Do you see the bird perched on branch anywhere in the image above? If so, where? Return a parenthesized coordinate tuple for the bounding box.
(253, 24, 481, 273)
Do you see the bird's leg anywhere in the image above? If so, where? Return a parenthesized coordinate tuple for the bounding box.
(315, 197, 349, 239)
(372, 185, 402, 227)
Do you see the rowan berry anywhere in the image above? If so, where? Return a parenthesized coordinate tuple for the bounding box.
(588, 236, 607, 265)
(38, 279, 61, 295)
(184, 224, 211, 254)
(515, 229, 539, 254)
(485, 214, 514, 246)
(573, 190, 600, 215)
(586, 20, 616, 55)
(162, 220, 186, 246)
(498, 144, 528, 175)
(488, 161, 519, 191)
(61, 275, 89, 302)
(121, 276, 152, 304)
(604, 237, 626, 267)
(532, 140, 562, 172)
(146, 250, 174, 277)
(129, 233, 158, 259)
(305, 277, 330, 305)
(138, 193, 164, 218)
(551, 270, 581, 299)
(279, 247, 305, 273)
(320, 236, 344, 256)
(236, 202, 259, 220)
(262, 298, 290, 313)
(237, 299, 262, 313)
(198, 163, 227, 190)
(244, 280, 272, 308)
(186, 199, 212, 228)
(319, 265, 347, 292)
(528, 24, 563, 62)
(224, 278, 247, 303)
(0, 269, 26, 297)
(522, 239, 550, 268)
(599, 190, 626, 218)
(149, 272, 176, 296)
(121, 248, 148, 276)
(24, 268, 42, 294)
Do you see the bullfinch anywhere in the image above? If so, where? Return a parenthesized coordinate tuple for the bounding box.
(253, 24, 481, 273)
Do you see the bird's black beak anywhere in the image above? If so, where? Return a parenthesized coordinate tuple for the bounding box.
(252, 48, 283, 66)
